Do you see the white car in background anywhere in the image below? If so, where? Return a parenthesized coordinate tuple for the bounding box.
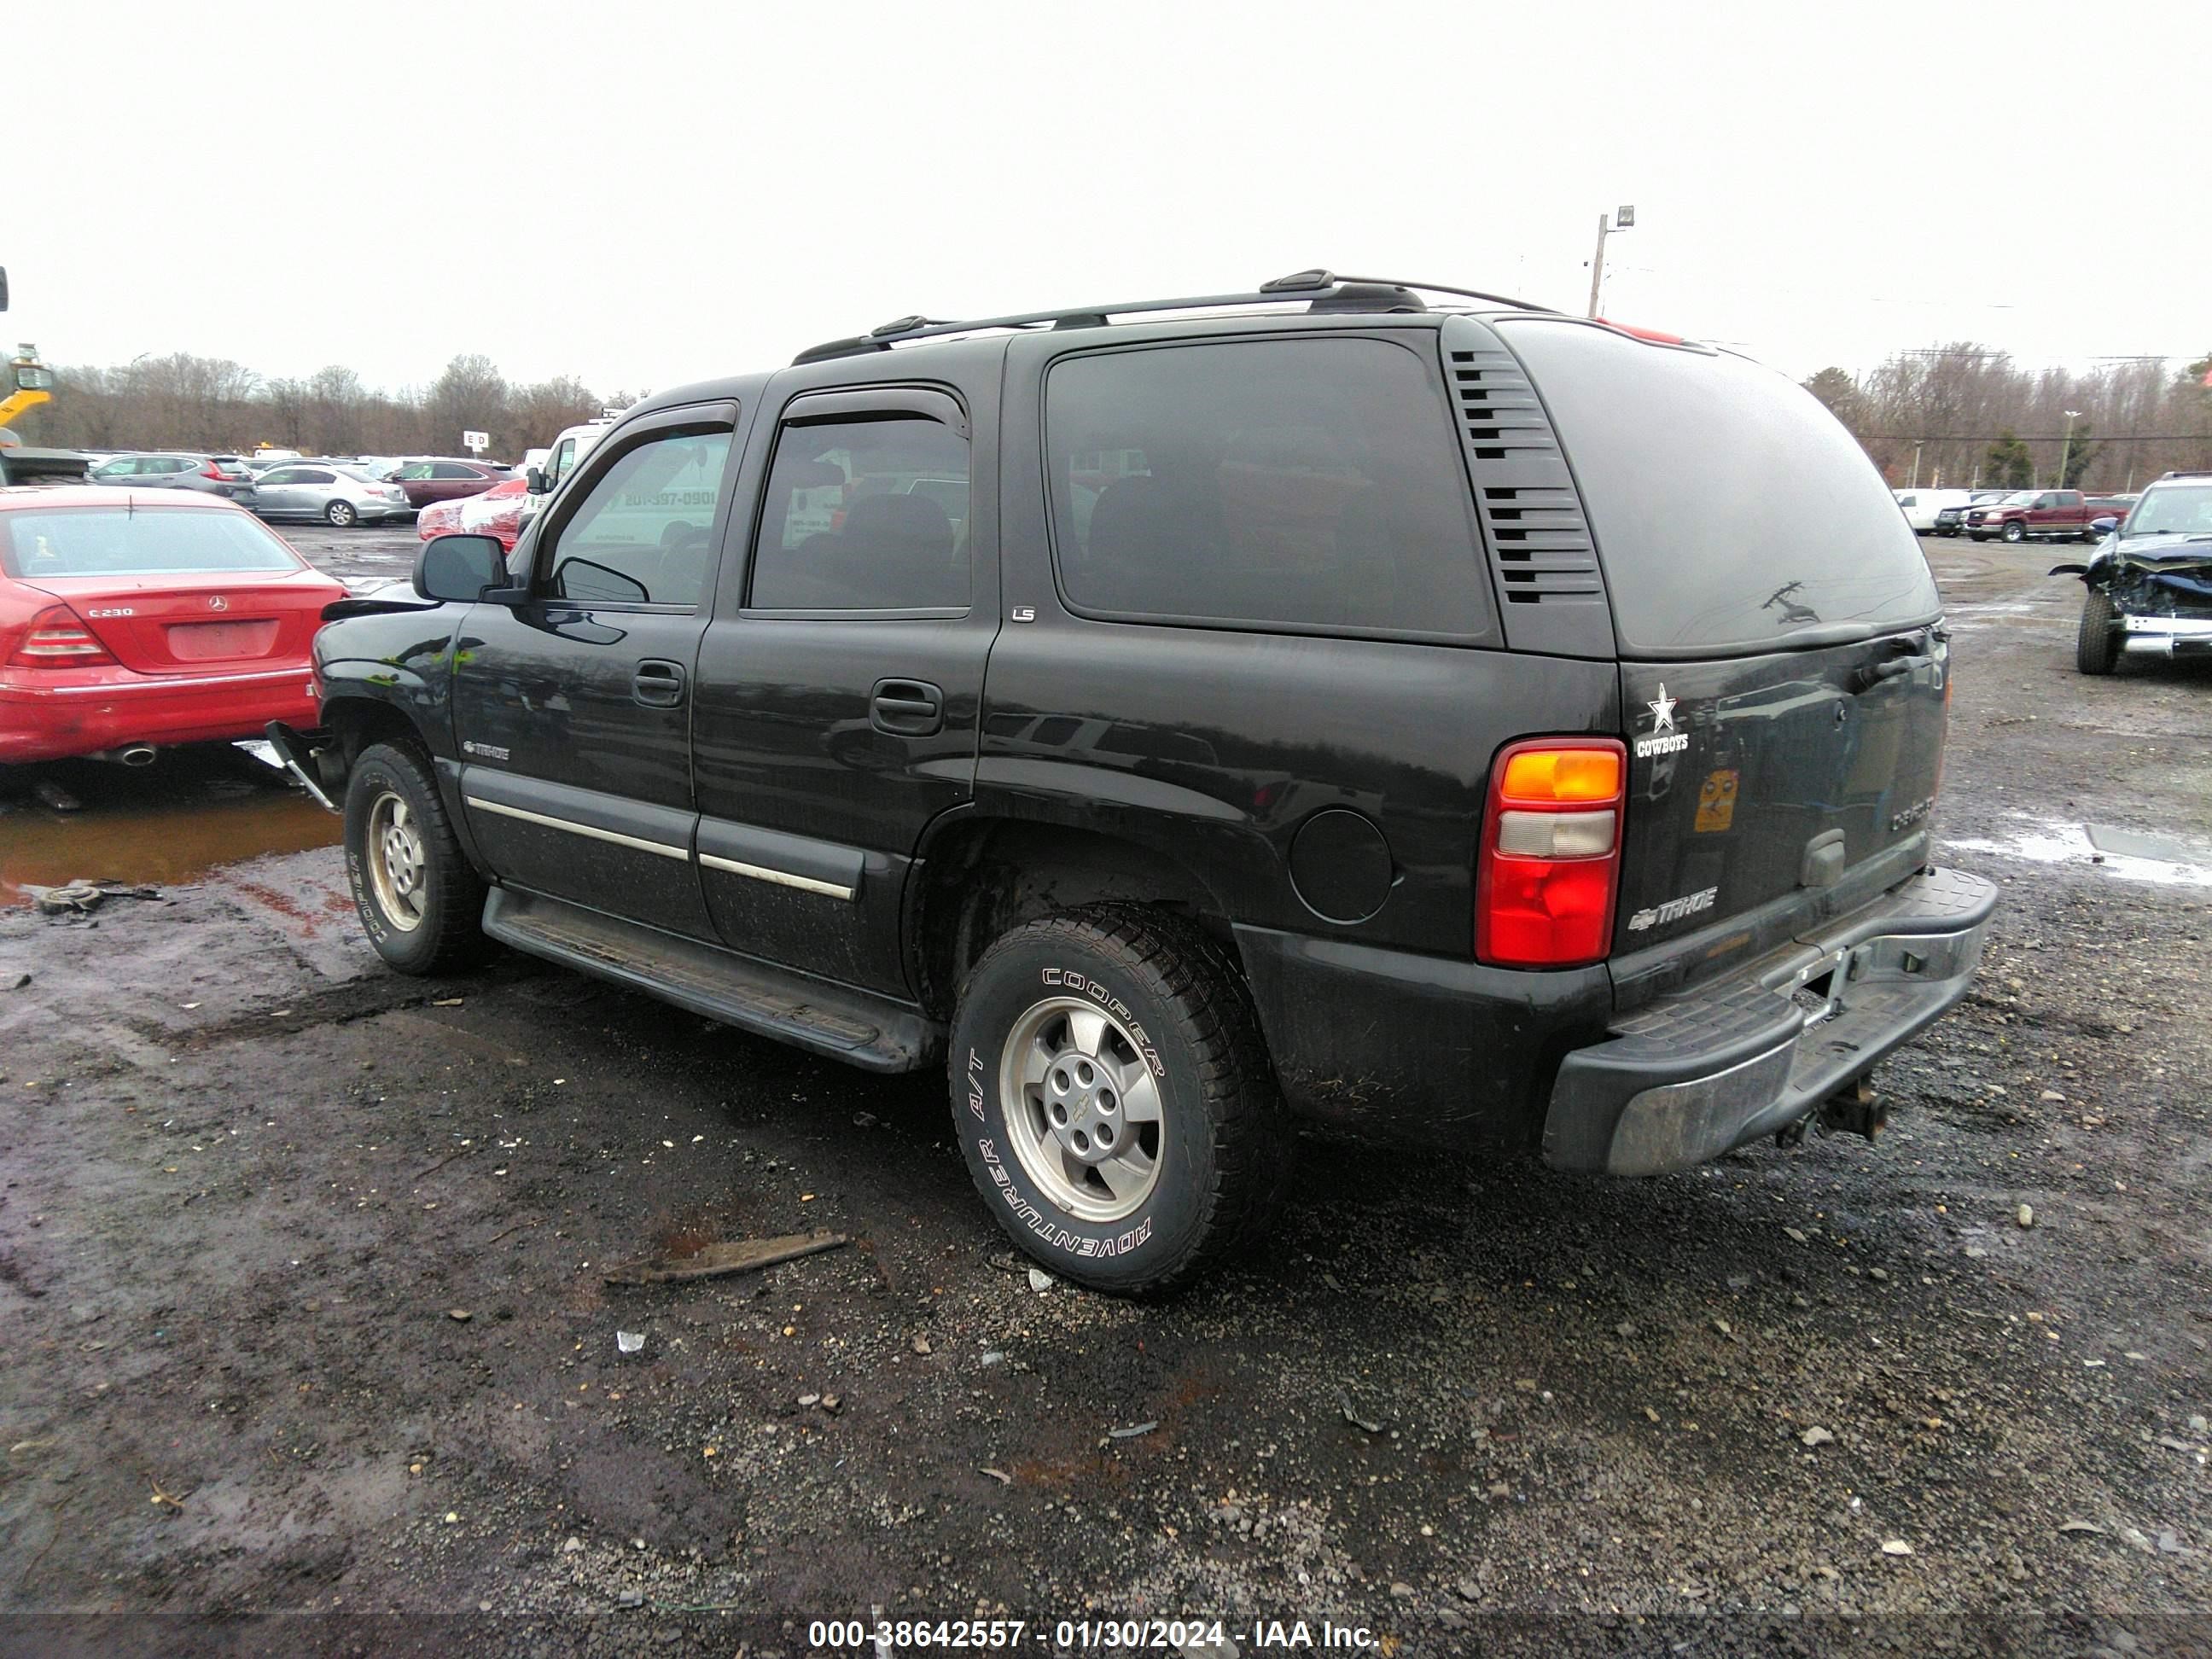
(1893, 487, 1973, 534)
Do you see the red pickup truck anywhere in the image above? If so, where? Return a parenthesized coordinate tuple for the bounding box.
(1965, 488, 2100, 543)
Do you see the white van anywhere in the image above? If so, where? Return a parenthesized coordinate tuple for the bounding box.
(515, 414, 625, 533)
(1894, 487, 1972, 534)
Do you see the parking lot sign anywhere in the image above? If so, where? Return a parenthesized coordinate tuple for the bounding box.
(462, 428, 490, 456)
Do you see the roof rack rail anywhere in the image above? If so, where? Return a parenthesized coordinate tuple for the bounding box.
(791, 270, 1557, 364)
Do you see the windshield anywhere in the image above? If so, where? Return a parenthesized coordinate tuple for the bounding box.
(1, 508, 300, 578)
(1999, 491, 2037, 505)
(1496, 317, 1940, 656)
(2124, 484, 2212, 537)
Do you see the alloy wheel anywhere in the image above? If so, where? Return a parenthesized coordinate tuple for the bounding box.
(364, 790, 427, 932)
(997, 995, 1164, 1222)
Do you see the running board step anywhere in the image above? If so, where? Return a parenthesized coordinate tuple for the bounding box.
(481, 888, 940, 1073)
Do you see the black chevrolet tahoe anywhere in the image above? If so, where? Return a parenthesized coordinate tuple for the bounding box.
(271, 271, 1996, 1293)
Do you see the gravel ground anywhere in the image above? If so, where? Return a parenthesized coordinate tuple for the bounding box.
(2, 537, 2209, 1656)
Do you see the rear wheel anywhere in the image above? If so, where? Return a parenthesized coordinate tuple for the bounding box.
(2076, 589, 2121, 676)
(948, 907, 1291, 1295)
(325, 499, 358, 527)
(343, 741, 487, 973)
(2001, 519, 2025, 544)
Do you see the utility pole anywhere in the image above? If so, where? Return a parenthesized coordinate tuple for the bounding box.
(1910, 440, 1924, 489)
(2057, 410, 2081, 489)
(1586, 205, 1635, 318)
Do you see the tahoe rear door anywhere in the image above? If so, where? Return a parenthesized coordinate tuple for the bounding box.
(1495, 317, 1949, 1010)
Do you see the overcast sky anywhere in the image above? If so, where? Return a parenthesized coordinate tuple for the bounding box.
(13, 1, 2206, 399)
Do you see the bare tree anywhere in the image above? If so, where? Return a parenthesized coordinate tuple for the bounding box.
(507, 375, 603, 454)
(422, 354, 509, 457)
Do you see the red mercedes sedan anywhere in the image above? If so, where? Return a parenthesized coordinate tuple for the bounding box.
(0, 487, 345, 765)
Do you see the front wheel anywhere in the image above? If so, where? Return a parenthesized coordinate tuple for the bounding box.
(2076, 589, 2121, 676)
(2001, 519, 2026, 544)
(325, 499, 358, 527)
(343, 741, 488, 973)
(949, 908, 1291, 1295)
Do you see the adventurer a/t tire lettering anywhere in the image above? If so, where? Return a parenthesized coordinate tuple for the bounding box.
(949, 907, 1291, 1295)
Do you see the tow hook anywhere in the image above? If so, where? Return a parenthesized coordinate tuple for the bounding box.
(1817, 1079, 1889, 1143)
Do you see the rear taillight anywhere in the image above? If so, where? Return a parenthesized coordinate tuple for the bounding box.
(1476, 737, 1627, 969)
(8, 604, 118, 668)
(201, 461, 225, 479)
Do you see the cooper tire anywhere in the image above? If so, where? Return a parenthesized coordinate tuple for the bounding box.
(2001, 519, 2025, 544)
(2075, 589, 2120, 676)
(343, 740, 489, 974)
(326, 499, 358, 527)
(949, 907, 1291, 1295)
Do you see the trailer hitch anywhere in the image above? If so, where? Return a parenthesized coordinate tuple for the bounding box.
(1816, 1078, 1889, 1143)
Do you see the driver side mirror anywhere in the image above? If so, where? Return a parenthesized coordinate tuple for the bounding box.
(526, 466, 550, 495)
(414, 533, 509, 604)
(2090, 515, 2119, 537)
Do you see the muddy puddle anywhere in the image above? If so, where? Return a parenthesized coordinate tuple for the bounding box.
(0, 745, 341, 905)
(1947, 812, 2212, 888)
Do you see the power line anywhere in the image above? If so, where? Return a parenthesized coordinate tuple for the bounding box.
(1873, 433, 2212, 445)
(1889, 349, 2193, 363)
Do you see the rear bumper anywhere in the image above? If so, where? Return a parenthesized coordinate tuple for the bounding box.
(0, 667, 321, 764)
(1542, 867, 1998, 1175)
(265, 720, 340, 812)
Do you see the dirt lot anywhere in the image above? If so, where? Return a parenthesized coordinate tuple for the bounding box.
(3, 533, 2210, 1656)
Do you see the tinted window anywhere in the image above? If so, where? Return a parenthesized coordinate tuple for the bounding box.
(395, 463, 433, 480)
(545, 428, 731, 607)
(1045, 338, 1493, 638)
(296, 469, 336, 485)
(1496, 318, 1940, 655)
(432, 463, 478, 480)
(2, 509, 300, 578)
(749, 416, 969, 610)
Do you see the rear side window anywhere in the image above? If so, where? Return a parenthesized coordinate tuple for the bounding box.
(2, 509, 299, 577)
(748, 416, 969, 610)
(1498, 318, 1939, 656)
(1045, 338, 1493, 640)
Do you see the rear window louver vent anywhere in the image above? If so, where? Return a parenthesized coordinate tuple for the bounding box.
(1449, 347, 1602, 604)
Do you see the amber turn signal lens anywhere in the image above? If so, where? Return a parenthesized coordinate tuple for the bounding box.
(1500, 748, 1622, 804)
